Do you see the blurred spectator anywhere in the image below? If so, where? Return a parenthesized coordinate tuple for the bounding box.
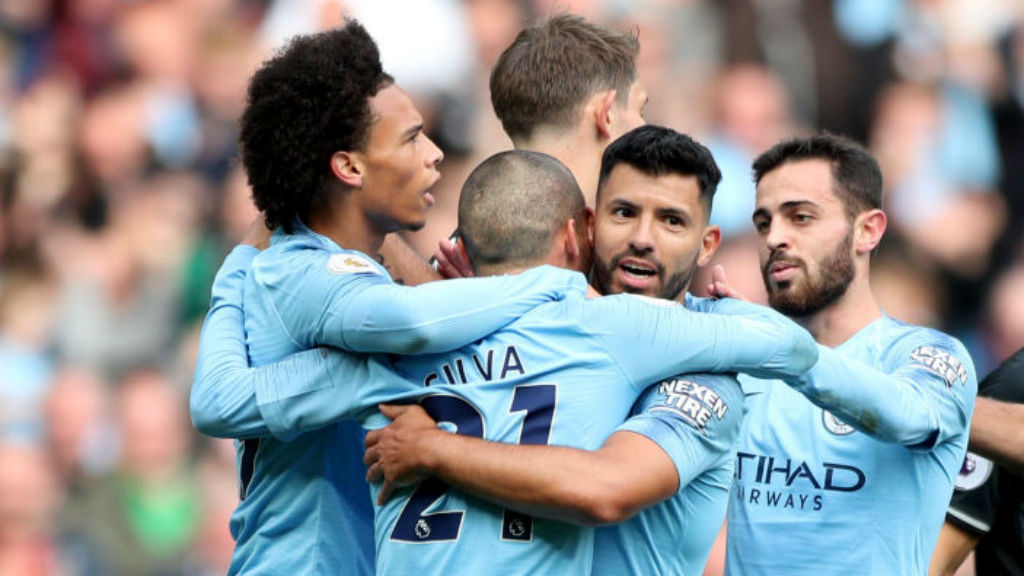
(972, 262, 1024, 375)
(61, 369, 202, 576)
(0, 440, 105, 576)
(41, 365, 116, 491)
(181, 443, 241, 576)
(0, 257, 56, 442)
(703, 64, 800, 238)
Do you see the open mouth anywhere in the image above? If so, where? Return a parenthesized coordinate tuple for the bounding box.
(614, 257, 660, 291)
(621, 262, 656, 278)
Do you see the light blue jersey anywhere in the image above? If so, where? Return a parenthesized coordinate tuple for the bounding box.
(594, 371, 743, 576)
(201, 223, 590, 576)
(592, 294, 744, 576)
(725, 316, 977, 576)
(193, 249, 818, 576)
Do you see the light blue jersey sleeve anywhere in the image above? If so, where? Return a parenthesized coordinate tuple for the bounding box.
(250, 243, 587, 354)
(190, 245, 273, 438)
(594, 372, 743, 576)
(191, 247, 379, 440)
(786, 331, 976, 449)
(579, 294, 818, 384)
(619, 372, 744, 488)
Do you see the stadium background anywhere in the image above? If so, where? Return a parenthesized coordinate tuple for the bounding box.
(0, 1, 1021, 575)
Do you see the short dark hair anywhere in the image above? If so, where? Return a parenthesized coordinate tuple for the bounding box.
(458, 150, 585, 275)
(239, 21, 393, 232)
(490, 14, 639, 143)
(597, 125, 722, 220)
(752, 133, 883, 219)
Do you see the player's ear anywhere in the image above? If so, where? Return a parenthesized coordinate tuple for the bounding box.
(854, 209, 886, 255)
(583, 207, 595, 249)
(592, 90, 617, 140)
(331, 150, 363, 188)
(697, 225, 722, 266)
(563, 218, 582, 261)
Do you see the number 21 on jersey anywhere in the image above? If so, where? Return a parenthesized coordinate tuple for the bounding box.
(390, 384, 556, 543)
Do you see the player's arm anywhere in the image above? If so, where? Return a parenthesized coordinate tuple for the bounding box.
(966, 348, 1024, 470)
(365, 373, 743, 526)
(260, 252, 587, 355)
(928, 522, 978, 576)
(581, 294, 818, 385)
(190, 248, 381, 441)
(364, 404, 678, 525)
(378, 233, 442, 285)
(785, 338, 976, 448)
(970, 397, 1024, 470)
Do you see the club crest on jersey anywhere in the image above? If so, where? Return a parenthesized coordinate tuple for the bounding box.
(326, 253, 381, 276)
(909, 346, 969, 387)
(822, 410, 855, 436)
(955, 452, 993, 491)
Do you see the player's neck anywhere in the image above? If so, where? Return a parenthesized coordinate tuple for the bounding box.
(307, 199, 387, 257)
(798, 275, 882, 348)
(516, 133, 602, 208)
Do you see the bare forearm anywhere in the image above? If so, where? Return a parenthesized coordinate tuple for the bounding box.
(419, 432, 638, 525)
(969, 397, 1024, 471)
(928, 522, 978, 576)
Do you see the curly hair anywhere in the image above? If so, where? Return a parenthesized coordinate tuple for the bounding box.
(239, 21, 393, 232)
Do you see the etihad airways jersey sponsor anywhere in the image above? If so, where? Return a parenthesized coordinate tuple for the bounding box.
(726, 315, 976, 576)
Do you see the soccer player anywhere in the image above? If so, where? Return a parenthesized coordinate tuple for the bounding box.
(490, 13, 647, 206)
(370, 133, 979, 576)
(433, 14, 645, 279)
(193, 148, 819, 575)
(211, 21, 604, 576)
(720, 134, 977, 575)
(366, 125, 743, 576)
(930, 346, 1024, 576)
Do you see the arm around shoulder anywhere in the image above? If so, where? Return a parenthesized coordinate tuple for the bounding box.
(365, 405, 678, 526)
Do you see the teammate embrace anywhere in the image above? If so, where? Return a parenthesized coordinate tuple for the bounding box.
(192, 15, 976, 576)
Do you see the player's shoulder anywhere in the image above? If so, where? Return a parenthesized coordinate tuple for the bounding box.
(642, 372, 744, 416)
(876, 317, 975, 385)
(875, 316, 965, 351)
(252, 230, 385, 287)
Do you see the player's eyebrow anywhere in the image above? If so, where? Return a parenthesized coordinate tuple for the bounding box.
(657, 206, 690, 224)
(779, 200, 821, 212)
(402, 124, 424, 140)
(753, 200, 821, 221)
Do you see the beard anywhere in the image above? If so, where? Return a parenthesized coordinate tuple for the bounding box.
(592, 248, 697, 301)
(763, 233, 855, 318)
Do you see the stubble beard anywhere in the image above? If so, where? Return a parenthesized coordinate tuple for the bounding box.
(592, 249, 698, 301)
(764, 233, 855, 318)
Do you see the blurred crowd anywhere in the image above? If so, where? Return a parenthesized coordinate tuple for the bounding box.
(0, 1, 1022, 575)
